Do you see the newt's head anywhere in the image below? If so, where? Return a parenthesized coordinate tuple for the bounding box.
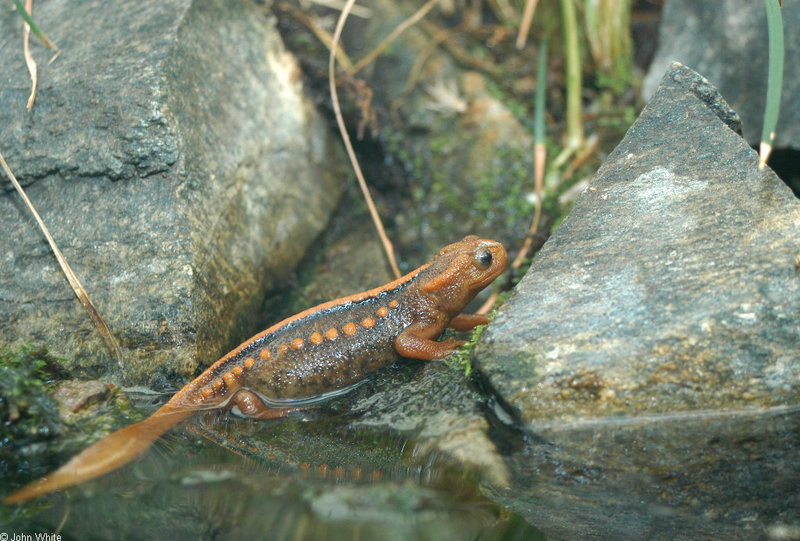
(423, 235, 507, 311)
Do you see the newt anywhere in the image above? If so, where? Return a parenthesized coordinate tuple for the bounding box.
(4, 235, 507, 504)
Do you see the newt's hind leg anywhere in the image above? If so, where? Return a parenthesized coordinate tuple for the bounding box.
(231, 389, 302, 420)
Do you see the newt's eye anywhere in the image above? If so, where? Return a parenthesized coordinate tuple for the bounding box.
(475, 249, 492, 268)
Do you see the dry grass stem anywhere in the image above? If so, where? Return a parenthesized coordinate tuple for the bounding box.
(758, 142, 773, 170)
(476, 291, 498, 316)
(511, 142, 546, 269)
(562, 132, 599, 179)
(23, 0, 37, 110)
(330, 0, 401, 278)
(280, 2, 354, 71)
(0, 151, 124, 370)
(516, 0, 539, 50)
(347, 0, 441, 77)
(308, 0, 372, 19)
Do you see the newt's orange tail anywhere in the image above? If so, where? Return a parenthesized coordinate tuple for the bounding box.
(3, 402, 194, 505)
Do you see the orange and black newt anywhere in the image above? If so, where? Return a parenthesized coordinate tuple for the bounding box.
(4, 235, 507, 504)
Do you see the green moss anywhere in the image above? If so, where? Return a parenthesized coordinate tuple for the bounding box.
(0, 345, 144, 502)
(0, 345, 68, 468)
(444, 325, 486, 379)
(444, 301, 509, 378)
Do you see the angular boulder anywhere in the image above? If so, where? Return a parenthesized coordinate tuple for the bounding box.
(0, 0, 344, 386)
(644, 0, 800, 150)
(475, 63, 800, 538)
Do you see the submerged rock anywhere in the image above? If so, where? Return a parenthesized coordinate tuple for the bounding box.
(348, 363, 511, 488)
(474, 64, 800, 538)
(0, 0, 344, 386)
(51, 380, 113, 418)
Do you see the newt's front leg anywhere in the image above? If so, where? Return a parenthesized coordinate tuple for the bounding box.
(448, 313, 489, 331)
(395, 324, 465, 360)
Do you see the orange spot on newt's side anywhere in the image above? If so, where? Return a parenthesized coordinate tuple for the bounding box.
(299, 462, 310, 470)
(317, 464, 329, 477)
(259, 349, 271, 361)
(278, 344, 289, 355)
(389, 300, 398, 308)
(326, 328, 339, 340)
(245, 357, 255, 369)
(309, 332, 323, 345)
(201, 387, 214, 399)
(343, 322, 357, 336)
(351, 468, 363, 482)
(223, 371, 236, 385)
(233, 365, 244, 377)
(213, 379, 225, 393)
(361, 317, 375, 329)
(292, 338, 304, 350)
(377, 306, 388, 317)
(332, 466, 345, 479)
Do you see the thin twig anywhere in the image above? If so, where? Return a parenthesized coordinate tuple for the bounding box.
(23, 0, 37, 110)
(330, 0, 401, 278)
(347, 0, 441, 77)
(0, 151, 124, 370)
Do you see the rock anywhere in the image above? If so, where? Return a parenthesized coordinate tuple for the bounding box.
(365, 10, 538, 260)
(643, 0, 800, 150)
(348, 363, 511, 488)
(277, 0, 539, 263)
(0, 0, 344, 386)
(51, 380, 113, 418)
(474, 64, 800, 538)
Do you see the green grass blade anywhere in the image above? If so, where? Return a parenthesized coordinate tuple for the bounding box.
(12, 0, 56, 49)
(561, 0, 584, 149)
(535, 40, 548, 145)
(760, 0, 784, 168)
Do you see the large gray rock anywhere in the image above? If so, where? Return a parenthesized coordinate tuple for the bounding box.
(475, 64, 800, 538)
(0, 0, 344, 385)
(644, 0, 800, 150)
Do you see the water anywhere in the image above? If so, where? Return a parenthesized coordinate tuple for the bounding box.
(3, 391, 545, 540)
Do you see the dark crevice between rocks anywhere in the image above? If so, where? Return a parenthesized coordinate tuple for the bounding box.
(765, 148, 800, 198)
(467, 367, 534, 458)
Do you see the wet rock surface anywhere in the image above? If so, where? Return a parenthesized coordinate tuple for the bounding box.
(347, 363, 510, 487)
(644, 0, 800, 151)
(474, 64, 800, 538)
(0, 0, 344, 386)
